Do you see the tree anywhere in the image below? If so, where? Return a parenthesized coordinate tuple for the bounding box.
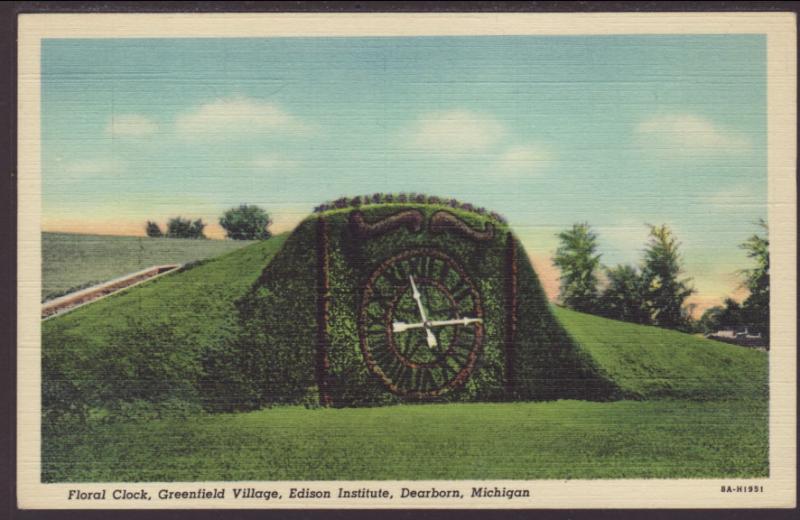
(219, 204, 272, 240)
(698, 305, 725, 334)
(166, 217, 206, 239)
(553, 223, 601, 313)
(145, 221, 163, 238)
(597, 264, 649, 324)
(640, 224, 695, 330)
(739, 219, 769, 338)
(699, 298, 745, 334)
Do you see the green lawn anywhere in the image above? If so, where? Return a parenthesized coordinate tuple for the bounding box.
(43, 399, 768, 482)
(43, 232, 256, 301)
(552, 306, 768, 400)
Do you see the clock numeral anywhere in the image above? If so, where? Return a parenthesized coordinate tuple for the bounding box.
(420, 255, 434, 279)
(450, 283, 473, 305)
(455, 325, 476, 344)
(366, 323, 385, 337)
(372, 344, 394, 367)
(449, 348, 469, 367)
(386, 356, 412, 388)
(366, 300, 385, 319)
(380, 272, 398, 289)
(439, 261, 451, 284)
(368, 283, 391, 306)
(387, 357, 404, 382)
(404, 337, 422, 360)
(397, 364, 413, 389)
(408, 256, 421, 277)
(417, 368, 434, 393)
(438, 356, 455, 384)
(402, 328, 416, 350)
(381, 265, 404, 288)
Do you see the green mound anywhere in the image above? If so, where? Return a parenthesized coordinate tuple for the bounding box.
(208, 203, 619, 409)
(552, 306, 769, 400)
(42, 203, 769, 424)
(42, 235, 288, 426)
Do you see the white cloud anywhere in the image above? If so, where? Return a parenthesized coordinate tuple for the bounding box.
(635, 114, 752, 154)
(106, 114, 158, 138)
(175, 96, 309, 139)
(404, 110, 506, 154)
(62, 158, 126, 177)
(495, 144, 552, 175)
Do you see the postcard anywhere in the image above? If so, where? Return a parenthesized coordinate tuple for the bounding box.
(17, 12, 796, 509)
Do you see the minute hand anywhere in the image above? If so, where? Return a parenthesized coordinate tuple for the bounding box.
(427, 317, 483, 328)
(392, 317, 482, 333)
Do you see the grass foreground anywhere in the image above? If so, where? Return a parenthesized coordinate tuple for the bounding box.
(43, 399, 768, 482)
(43, 232, 255, 301)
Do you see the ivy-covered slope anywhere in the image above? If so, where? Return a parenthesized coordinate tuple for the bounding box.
(211, 203, 620, 408)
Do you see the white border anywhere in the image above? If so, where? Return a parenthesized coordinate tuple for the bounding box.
(17, 12, 797, 509)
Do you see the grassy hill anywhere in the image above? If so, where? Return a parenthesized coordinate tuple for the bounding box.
(42, 235, 288, 424)
(43, 232, 255, 301)
(41, 228, 769, 481)
(43, 229, 768, 423)
(552, 306, 768, 401)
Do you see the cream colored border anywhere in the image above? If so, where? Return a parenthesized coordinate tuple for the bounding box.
(17, 12, 797, 509)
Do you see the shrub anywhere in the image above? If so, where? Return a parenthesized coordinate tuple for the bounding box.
(145, 220, 163, 238)
(167, 217, 207, 239)
(219, 204, 273, 240)
(312, 193, 508, 224)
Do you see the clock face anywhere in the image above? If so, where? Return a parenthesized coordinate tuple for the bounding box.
(358, 248, 484, 398)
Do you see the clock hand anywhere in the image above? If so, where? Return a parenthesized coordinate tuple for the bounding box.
(427, 317, 483, 328)
(392, 317, 482, 333)
(408, 275, 428, 322)
(408, 275, 437, 349)
(392, 321, 425, 333)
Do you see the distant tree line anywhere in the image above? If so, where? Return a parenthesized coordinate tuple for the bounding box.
(698, 219, 770, 339)
(553, 220, 769, 337)
(146, 217, 207, 239)
(145, 204, 273, 241)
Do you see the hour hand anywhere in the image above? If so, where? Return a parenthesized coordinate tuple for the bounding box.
(408, 275, 429, 323)
(392, 321, 438, 349)
(424, 327, 437, 349)
(409, 275, 437, 348)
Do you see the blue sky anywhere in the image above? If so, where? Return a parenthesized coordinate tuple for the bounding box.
(41, 35, 767, 308)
